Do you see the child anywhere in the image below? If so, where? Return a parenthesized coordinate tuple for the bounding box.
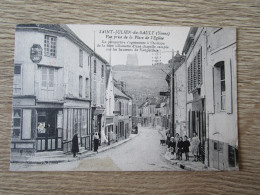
(168, 137, 176, 155)
(183, 136, 190, 161)
(177, 137, 184, 160)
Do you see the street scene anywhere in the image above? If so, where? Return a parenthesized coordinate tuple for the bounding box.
(10, 126, 184, 171)
(10, 24, 238, 171)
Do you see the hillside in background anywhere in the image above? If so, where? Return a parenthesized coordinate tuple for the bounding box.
(112, 64, 171, 105)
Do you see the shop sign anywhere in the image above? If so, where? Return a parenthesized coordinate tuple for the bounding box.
(30, 44, 42, 63)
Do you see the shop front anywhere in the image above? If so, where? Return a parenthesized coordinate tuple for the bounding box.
(36, 108, 63, 151)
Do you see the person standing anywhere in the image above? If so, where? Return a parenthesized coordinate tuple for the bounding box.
(191, 132, 200, 162)
(94, 132, 99, 152)
(174, 133, 180, 159)
(183, 136, 190, 161)
(166, 131, 171, 145)
(168, 137, 176, 155)
(72, 132, 79, 157)
(177, 137, 184, 160)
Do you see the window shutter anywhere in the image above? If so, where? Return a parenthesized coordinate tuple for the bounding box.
(190, 62, 193, 91)
(207, 67, 215, 114)
(194, 56, 197, 88)
(226, 59, 233, 114)
(22, 109, 32, 139)
(197, 48, 202, 85)
(188, 66, 191, 93)
(93, 80, 97, 104)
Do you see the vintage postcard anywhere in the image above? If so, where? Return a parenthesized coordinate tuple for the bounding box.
(9, 24, 238, 171)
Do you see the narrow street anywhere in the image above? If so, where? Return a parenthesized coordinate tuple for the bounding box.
(75, 126, 183, 171)
(10, 126, 183, 171)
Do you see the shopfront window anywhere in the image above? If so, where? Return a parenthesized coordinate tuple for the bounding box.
(13, 65, 22, 95)
(12, 109, 21, 138)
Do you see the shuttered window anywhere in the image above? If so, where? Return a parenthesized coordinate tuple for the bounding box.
(197, 48, 202, 85)
(188, 47, 202, 93)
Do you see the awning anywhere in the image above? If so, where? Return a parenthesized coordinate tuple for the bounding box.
(94, 109, 105, 115)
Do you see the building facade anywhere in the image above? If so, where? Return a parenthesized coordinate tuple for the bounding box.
(182, 27, 238, 170)
(90, 53, 108, 145)
(114, 85, 132, 141)
(105, 65, 116, 144)
(12, 24, 92, 155)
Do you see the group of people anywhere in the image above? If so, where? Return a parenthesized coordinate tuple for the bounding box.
(71, 132, 100, 158)
(166, 132, 200, 161)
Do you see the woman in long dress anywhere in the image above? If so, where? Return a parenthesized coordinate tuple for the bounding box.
(191, 132, 200, 161)
(94, 132, 99, 152)
(72, 133, 79, 157)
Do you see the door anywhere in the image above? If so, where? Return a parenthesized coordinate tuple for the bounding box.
(97, 114, 102, 146)
(36, 109, 58, 151)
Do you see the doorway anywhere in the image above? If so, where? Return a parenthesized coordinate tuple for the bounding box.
(36, 109, 60, 151)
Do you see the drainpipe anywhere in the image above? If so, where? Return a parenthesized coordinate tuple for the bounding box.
(171, 73, 175, 136)
(89, 52, 94, 150)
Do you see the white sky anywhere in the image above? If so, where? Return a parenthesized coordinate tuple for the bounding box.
(68, 24, 189, 66)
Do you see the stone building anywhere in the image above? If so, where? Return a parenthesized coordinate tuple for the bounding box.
(105, 65, 115, 144)
(12, 24, 92, 154)
(90, 52, 108, 145)
(114, 84, 132, 141)
(182, 27, 238, 170)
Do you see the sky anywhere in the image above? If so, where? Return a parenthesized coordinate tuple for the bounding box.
(68, 24, 189, 66)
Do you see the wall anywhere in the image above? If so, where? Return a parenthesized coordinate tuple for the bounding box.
(174, 62, 187, 137)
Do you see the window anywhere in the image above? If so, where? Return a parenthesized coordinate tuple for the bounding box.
(101, 64, 104, 77)
(41, 67, 55, 88)
(220, 64, 226, 110)
(94, 60, 97, 73)
(79, 49, 83, 67)
(93, 78, 97, 105)
(79, 76, 83, 97)
(49, 68, 54, 87)
(214, 61, 226, 112)
(100, 83, 105, 105)
(228, 145, 238, 167)
(85, 78, 89, 98)
(188, 47, 202, 93)
(119, 101, 122, 115)
(44, 35, 57, 57)
(12, 109, 21, 138)
(13, 65, 22, 95)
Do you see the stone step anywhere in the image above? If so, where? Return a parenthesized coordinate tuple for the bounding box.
(34, 151, 65, 158)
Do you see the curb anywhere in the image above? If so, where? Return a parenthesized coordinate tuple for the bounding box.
(10, 133, 139, 164)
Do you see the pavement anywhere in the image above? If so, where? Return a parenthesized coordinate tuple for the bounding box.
(10, 133, 139, 164)
(158, 128, 217, 171)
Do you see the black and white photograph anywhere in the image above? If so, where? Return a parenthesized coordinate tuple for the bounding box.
(9, 24, 238, 171)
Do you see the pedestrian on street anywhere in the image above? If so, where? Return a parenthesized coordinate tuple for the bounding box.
(94, 132, 99, 152)
(166, 131, 171, 145)
(191, 132, 200, 162)
(72, 132, 79, 157)
(174, 133, 180, 159)
(177, 137, 184, 160)
(183, 136, 190, 161)
(168, 137, 176, 155)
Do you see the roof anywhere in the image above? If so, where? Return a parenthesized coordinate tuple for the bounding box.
(114, 86, 130, 100)
(16, 24, 109, 65)
(182, 27, 198, 55)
